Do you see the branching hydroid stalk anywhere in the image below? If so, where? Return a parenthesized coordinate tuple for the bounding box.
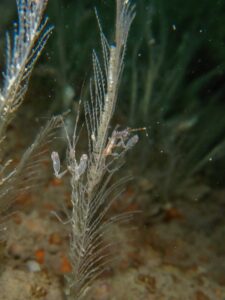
(0, 0, 53, 138)
(0, 0, 59, 240)
(51, 1, 137, 299)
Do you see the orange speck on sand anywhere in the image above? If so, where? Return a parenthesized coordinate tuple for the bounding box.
(35, 249, 45, 264)
(126, 202, 141, 212)
(49, 178, 62, 186)
(11, 212, 22, 224)
(124, 185, 135, 198)
(43, 202, 56, 211)
(48, 232, 62, 245)
(60, 255, 72, 273)
(164, 207, 185, 222)
(16, 193, 33, 205)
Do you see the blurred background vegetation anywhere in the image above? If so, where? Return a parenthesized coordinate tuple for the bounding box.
(1, 0, 225, 204)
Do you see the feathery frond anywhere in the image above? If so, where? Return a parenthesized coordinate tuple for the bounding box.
(51, 1, 137, 299)
(0, 115, 62, 237)
(0, 0, 53, 137)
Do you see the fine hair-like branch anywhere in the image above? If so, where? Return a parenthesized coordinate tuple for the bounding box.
(0, 0, 53, 138)
(51, 1, 137, 299)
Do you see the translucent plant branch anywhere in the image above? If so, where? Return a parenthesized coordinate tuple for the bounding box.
(0, 115, 62, 240)
(85, 0, 136, 196)
(51, 1, 137, 299)
(0, 0, 53, 137)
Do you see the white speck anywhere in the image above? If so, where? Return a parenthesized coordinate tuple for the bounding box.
(149, 38, 155, 46)
(209, 157, 212, 162)
(172, 24, 176, 31)
(26, 260, 41, 272)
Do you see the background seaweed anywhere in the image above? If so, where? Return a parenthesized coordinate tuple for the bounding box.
(41, 0, 225, 203)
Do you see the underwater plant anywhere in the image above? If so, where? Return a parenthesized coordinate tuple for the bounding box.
(0, 0, 61, 235)
(122, 0, 225, 202)
(0, 0, 52, 136)
(51, 1, 137, 298)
